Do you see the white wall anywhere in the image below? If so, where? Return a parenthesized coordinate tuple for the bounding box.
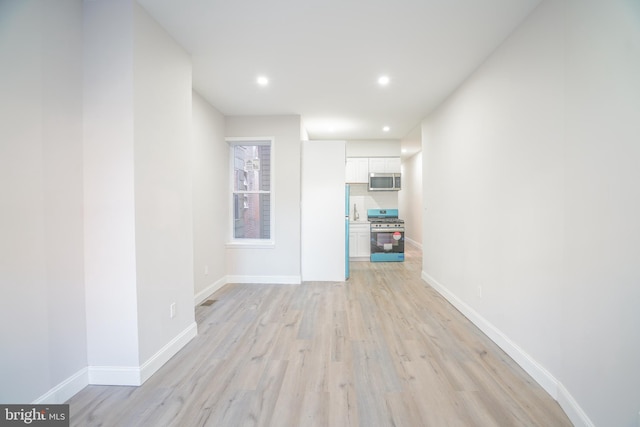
(133, 3, 195, 366)
(1, 0, 198, 402)
(399, 151, 423, 247)
(83, 0, 141, 373)
(561, 0, 640, 425)
(346, 139, 400, 157)
(225, 116, 302, 283)
(400, 125, 423, 246)
(83, 0, 139, 376)
(421, 0, 640, 425)
(192, 92, 228, 302)
(0, 0, 87, 403)
(84, 0, 196, 385)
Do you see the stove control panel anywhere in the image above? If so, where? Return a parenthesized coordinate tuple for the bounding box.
(370, 222, 403, 228)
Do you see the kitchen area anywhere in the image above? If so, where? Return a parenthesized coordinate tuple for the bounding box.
(302, 139, 414, 282)
(345, 140, 405, 266)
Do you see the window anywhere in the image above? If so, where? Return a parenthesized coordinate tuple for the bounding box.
(228, 138, 274, 245)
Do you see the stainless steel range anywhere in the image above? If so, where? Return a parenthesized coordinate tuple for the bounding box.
(368, 209, 405, 262)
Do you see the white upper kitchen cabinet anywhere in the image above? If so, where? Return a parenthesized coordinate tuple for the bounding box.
(345, 157, 369, 183)
(368, 157, 401, 174)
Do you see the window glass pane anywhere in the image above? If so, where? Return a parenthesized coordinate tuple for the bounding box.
(233, 193, 271, 239)
(233, 145, 270, 192)
(230, 139, 272, 242)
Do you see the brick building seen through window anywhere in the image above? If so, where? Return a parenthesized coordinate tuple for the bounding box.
(232, 141, 271, 240)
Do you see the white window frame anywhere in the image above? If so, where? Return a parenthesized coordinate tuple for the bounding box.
(226, 137, 275, 248)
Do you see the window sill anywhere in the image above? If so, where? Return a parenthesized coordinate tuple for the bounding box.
(225, 240, 275, 249)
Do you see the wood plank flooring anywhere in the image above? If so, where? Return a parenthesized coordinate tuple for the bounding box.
(67, 245, 572, 426)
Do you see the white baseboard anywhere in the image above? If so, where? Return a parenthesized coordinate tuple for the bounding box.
(194, 277, 227, 306)
(88, 365, 142, 386)
(139, 322, 197, 384)
(422, 271, 557, 395)
(421, 271, 594, 427)
(88, 322, 197, 386)
(557, 382, 595, 427)
(226, 275, 301, 285)
(33, 368, 89, 404)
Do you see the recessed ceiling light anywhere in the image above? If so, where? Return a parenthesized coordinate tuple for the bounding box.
(378, 75, 390, 86)
(383, 126, 390, 132)
(401, 148, 407, 153)
(257, 76, 269, 86)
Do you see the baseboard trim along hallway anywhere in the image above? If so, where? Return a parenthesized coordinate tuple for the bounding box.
(34, 368, 89, 405)
(422, 271, 594, 427)
(87, 322, 198, 387)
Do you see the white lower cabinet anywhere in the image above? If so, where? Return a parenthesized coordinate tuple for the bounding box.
(349, 223, 370, 259)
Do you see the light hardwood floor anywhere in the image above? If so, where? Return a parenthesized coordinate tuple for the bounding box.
(67, 245, 572, 426)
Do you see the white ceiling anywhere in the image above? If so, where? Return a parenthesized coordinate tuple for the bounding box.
(137, 0, 541, 156)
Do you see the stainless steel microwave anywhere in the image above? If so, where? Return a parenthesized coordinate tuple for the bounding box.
(369, 173, 401, 191)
